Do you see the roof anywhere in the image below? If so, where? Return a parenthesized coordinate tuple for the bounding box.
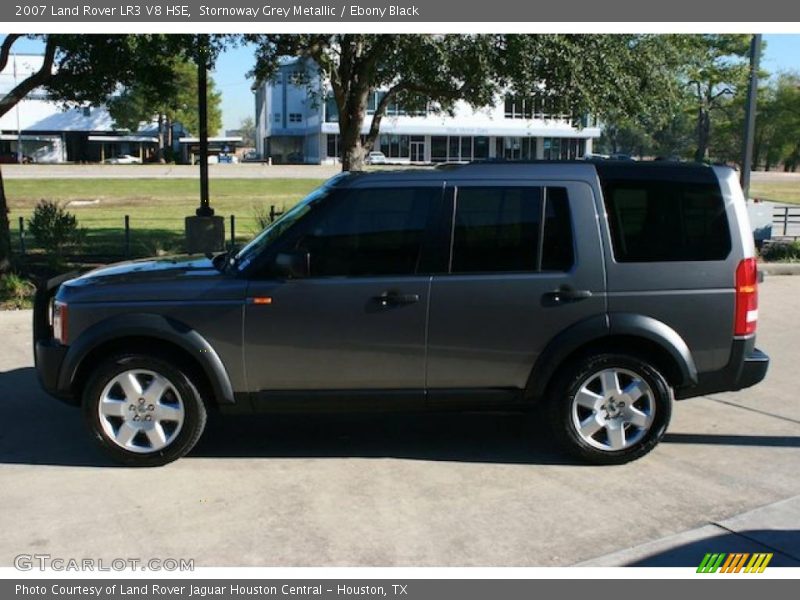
(332, 160, 727, 188)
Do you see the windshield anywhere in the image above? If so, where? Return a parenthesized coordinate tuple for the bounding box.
(233, 174, 346, 270)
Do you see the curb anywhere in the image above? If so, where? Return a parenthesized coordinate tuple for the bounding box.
(760, 263, 800, 276)
(576, 495, 800, 567)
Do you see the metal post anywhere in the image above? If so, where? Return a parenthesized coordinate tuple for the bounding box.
(741, 34, 762, 200)
(229, 214, 235, 249)
(18, 216, 25, 255)
(784, 207, 789, 236)
(196, 35, 213, 217)
(124, 215, 130, 258)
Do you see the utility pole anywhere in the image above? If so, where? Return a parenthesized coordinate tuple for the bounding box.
(741, 34, 762, 200)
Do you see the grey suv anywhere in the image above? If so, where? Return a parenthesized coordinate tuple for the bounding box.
(33, 162, 769, 466)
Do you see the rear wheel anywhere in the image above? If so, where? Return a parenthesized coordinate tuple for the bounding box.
(82, 354, 207, 467)
(547, 354, 672, 464)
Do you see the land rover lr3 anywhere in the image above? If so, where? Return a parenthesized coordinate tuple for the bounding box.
(33, 162, 769, 466)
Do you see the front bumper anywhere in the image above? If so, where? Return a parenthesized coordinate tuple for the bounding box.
(676, 338, 769, 400)
(33, 271, 80, 404)
(34, 339, 72, 402)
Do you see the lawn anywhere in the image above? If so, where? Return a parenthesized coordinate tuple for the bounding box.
(5, 178, 325, 257)
(749, 180, 800, 205)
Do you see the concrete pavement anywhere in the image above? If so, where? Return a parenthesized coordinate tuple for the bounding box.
(0, 276, 798, 567)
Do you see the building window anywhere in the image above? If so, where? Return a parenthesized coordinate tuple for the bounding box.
(379, 134, 409, 159)
(289, 113, 302, 123)
(431, 136, 447, 162)
(273, 113, 281, 123)
(474, 137, 489, 160)
(325, 95, 339, 122)
(543, 138, 586, 160)
(326, 134, 339, 159)
(496, 137, 535, 160)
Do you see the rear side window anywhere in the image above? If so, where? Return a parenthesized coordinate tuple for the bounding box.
(451, 186, 574, 273)
(603, 180, 731, 262)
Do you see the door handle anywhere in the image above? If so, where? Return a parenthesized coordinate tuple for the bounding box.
(373, 291, 420, 307)
(542, 286, 592, 305)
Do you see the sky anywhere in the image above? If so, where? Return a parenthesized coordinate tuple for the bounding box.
(2, 34, 800, 132)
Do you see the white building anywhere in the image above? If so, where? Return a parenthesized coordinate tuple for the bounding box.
(0, 53, 176, 163)
(254, 59, 600, 165)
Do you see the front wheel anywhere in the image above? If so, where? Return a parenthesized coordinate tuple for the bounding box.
(82, 354, 207, 467)
(547, 354, 672, 465)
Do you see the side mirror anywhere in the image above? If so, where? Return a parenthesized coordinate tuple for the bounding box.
(274, 250, 310, 279)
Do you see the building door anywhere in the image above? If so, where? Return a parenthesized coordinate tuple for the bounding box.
(410, 140, 425, 162)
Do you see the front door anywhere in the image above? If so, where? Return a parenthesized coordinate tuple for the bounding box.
(425, 182, 606, 398)
(410, 141, 425, 163)
(243, 184, 443, 406)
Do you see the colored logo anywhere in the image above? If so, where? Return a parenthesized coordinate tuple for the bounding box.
(697, 552, 773, 573)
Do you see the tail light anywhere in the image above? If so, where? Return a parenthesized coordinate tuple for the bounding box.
(52, 300, 68, 344)
(734, 258, 758, 336)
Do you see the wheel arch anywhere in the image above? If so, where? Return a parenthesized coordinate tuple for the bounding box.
(525, 313, 697, 402)
(61, 313, 235, 405)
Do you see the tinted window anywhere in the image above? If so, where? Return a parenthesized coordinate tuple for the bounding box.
(299, 187, 436, 277)
(451, 186, 573, 273)
(603, 180, 731, 262)
(541, 187, 575, 271)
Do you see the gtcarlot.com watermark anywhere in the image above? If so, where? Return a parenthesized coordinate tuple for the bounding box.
(14, 554, 194, 572)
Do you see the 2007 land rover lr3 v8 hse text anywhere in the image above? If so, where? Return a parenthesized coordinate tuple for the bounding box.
(33, 162, 769, 466)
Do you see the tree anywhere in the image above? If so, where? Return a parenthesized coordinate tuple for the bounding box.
(237, 116, 256, 147)
(681, 35, 752, 162)
(0, 34, 190, 274)
(108, 58, 223, 158)
(247, 34, 682, 171)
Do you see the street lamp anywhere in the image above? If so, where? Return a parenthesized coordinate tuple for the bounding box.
(741, 34, 762, 200)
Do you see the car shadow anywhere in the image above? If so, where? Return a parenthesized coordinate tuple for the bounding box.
(1, 366, 576, 467)
(3, 365, 799, 467)
(611, 529, 800, 567)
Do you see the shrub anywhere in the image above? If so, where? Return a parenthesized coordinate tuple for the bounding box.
(27, 200, 84, 258)
(761, 240, 800, 262)
(0, 273, 36, 309)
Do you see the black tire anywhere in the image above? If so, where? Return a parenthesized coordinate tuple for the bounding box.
(82, 354, 207, 467)
(546, 353, 672, 465)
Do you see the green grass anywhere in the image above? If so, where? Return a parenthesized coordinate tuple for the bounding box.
(750, 181, 800, 205)
(6, 178, 324, 256)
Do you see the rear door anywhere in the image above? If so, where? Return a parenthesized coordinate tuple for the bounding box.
(425, 181, 606, 400)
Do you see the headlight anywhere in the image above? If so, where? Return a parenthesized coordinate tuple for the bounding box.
(52, 300, 68, 344)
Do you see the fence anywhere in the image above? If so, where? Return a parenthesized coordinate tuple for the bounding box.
(772, 205, 800, 238)
(13, 205, 285, 261)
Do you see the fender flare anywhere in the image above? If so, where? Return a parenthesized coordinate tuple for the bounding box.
(58, 312, 235, 404)
(525, 313, 697, 401)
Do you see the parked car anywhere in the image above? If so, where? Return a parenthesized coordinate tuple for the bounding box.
(34, 162, 769, 466)
(105, 154, 142, 165)
(366, 151, 386, 165)
(0, 152, 33, 164)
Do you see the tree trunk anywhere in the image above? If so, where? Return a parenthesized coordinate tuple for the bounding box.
(338, 92, 369, 172)
(0, 167, 12, 275)
(694, 108, 710, 162)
